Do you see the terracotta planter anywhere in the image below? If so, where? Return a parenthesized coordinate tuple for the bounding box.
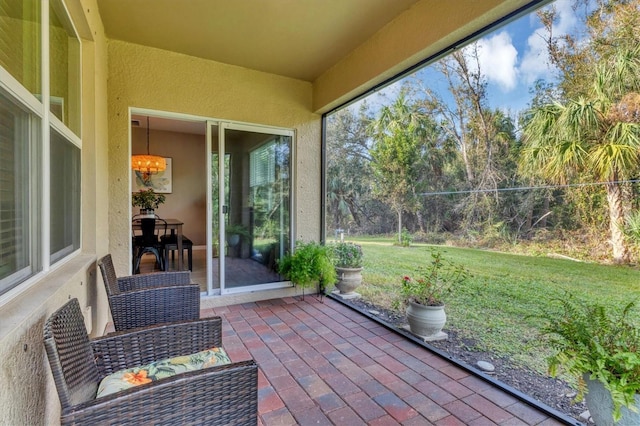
(335, 267, 363, 295)
(584, 375, 640, 426)
(406, 301, 446, 338)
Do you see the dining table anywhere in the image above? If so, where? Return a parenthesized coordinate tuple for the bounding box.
(132, 218, 185, 271)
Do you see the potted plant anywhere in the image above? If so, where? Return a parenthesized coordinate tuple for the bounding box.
(226, 223, 250, 246)
(536, 296, 640, 425)
(131, 189, 165, 217)
(393, 249, 469, 340)
(331, 242, 364, 296)
(225, 223, 250, 257)
(277, 240, 337, 297)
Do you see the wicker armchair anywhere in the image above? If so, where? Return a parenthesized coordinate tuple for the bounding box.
(98, 254, 200, 331)
(44, 298, 258, 425)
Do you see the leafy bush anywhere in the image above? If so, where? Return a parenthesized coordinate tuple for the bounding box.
(226, 224, 250, 242)
(277, 241, 337, 289)
(412, 231, 447, 245)
(394, 249, 469, 307)
(623, 211, 640, 256)
(536, 296, 640, 421)
(331, 242, 363, 268)
(400, 228, 412, 247)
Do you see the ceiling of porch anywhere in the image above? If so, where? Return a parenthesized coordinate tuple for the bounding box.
(96, 0, 420, 82)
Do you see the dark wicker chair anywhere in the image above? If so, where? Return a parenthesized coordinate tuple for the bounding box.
(44, 298, 258, 425)
(98, 254, 200, 331)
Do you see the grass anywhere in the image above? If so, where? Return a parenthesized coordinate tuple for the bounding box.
(338, 238, 640, 375)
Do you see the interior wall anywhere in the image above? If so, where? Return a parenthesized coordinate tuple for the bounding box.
(108, 40, 321, 275)
(132, 127, 207, 245)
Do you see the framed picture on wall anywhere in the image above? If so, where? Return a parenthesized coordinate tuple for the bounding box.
(131, 157, 173, 193)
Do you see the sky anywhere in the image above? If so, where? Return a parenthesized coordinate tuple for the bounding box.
(474, 0, 579, 111)
(354, 0, 585, 117)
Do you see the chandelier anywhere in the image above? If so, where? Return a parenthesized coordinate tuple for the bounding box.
(131, 116, 166, 182)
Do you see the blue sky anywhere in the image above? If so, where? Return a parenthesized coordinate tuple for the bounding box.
(470, 0, 579, 112)
(357, 0, 583, 117)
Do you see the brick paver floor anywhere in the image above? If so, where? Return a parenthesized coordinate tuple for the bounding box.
(201, 296, 570, 426)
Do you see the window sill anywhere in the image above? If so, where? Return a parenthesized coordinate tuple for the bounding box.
(0, 253, 96, 340)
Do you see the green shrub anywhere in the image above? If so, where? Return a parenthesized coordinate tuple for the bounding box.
(399, 228, 412, 247)
(536, 296, 640, 421)
(277, 241, 337, 290)
(331, 242, 364, 268)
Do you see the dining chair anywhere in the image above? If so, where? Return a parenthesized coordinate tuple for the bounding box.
(132, 216, 167, 274)
(44, 298, 258, 425)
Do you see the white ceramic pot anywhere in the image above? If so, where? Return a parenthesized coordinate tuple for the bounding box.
(335, 267, 363, 294)
(139, 208, 155, 218)
(406, 301, 446, 337)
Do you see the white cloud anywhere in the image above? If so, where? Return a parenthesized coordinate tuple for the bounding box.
(476, 31, 519, 91)
(519, 0, 579, 84)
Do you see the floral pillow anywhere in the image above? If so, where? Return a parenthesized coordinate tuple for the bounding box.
(96, 347, 231, 398)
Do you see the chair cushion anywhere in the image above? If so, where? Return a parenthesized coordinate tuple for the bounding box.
(96, 347, 231, 398)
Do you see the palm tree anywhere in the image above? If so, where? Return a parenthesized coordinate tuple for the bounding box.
(369, 90, 427, 244)
(521, 47, 640, 263)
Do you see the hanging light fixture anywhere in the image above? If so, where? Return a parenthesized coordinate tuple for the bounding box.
(131, 116, 166, 182)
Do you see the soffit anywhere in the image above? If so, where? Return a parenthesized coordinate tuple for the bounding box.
(96, 0, 420, 82)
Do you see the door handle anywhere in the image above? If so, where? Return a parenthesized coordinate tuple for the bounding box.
(222, 205, 228, 214)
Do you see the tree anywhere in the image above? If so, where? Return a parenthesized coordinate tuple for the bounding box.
(416, 46, 519, 232)
(521, 44, 640, 263)
(369, 90, 427, 244)
(325, 103, 373, 232)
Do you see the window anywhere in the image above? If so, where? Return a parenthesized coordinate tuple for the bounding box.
(0, 87, 41, 294)
(0, 0, 41, 96)
(49, 0, 80, 135)
(250, 142, 275, 187)
(50, 127, 80, 263)
(0, 0, 81, 295)
(49, 0, 80, 265)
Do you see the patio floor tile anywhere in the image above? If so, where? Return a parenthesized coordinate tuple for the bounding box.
(206, 296, 568, 426)
(327, 406, 368, 425)
(344, 391, 388, 421)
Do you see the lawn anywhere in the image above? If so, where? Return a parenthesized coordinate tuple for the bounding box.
(339, 237, 640, 374)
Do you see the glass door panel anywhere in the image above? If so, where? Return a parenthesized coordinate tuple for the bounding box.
(210, 159, 229, 292)
(208, 123, 220, 293)
(222, 127, 291, 292)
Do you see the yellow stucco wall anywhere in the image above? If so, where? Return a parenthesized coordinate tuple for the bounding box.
(0, 0, 111, 424)
(107, 40, 322, 275)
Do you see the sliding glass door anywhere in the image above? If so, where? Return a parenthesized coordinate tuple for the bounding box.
(208, 122, 293, 294)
